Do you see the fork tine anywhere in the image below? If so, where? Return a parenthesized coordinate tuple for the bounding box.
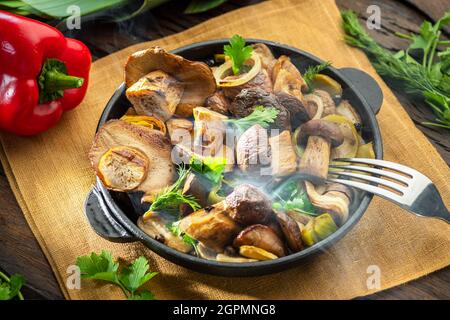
(334, 158, 417, 177)
(329, 164, 411, 185)
(328, 178, 404, 203)
(328, 170, 406, 194)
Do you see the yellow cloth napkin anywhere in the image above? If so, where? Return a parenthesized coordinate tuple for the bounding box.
(1, 0, 449, 300)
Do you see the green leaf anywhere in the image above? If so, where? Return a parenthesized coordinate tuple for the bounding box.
(119, 256, 158, 293)
(303, 61, 332, 91)
(190, 156, 226, 185)
(8, 274, 25, 299)
(167, 221, 198, 252)
(0, 282, 11, 300)
(21, 0, 127, 18)
(185, 0, 227, 14)
(225, 106, 279, 133)
(76, 250, 119, 280)
(224, 34, 253, 75)
(128, 290, 155, 300)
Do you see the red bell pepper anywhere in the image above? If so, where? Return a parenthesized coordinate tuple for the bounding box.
(0, 11, 91, 136)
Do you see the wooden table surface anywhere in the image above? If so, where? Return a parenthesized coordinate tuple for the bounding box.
(0, 0, 448, 300)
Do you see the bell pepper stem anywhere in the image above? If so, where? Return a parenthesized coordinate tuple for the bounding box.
(44, 70, 84, 92)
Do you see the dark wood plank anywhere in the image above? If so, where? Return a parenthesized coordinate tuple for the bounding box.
(0, 0, 448, 300)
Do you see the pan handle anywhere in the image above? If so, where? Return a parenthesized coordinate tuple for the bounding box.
(85, 187, 136, 243)
(339, 67, 383, 115)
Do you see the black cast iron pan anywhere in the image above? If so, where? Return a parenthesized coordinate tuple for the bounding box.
(85, 39, 383, 276)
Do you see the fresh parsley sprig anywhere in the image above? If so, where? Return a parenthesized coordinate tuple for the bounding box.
(76, 251, 158, 300)
(190, 156, 227, 185)
(341, 10, 450, 129)
(304, 61, 332, 92)
(147, 166, 201, 215)
(224, 34, 253, 75)
(0, 271, 25, 300)
(272, 180, 316, 216)
(225, 106, 279, 133)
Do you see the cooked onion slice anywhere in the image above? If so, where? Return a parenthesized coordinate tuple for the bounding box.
(98, 146, 149, 191)
(214, 52, 261, 87)
(120, 115, 167, 134)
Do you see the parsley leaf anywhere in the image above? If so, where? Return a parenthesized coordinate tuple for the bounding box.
(76, 251, 158, 300)
(224, 34, 253, 75)
(272, 180, 316, 215)
(0, 272, 25, 300)
(190, 156, 226, 185)
(225, 106, 279, 133)
(303, 61, 332, 91)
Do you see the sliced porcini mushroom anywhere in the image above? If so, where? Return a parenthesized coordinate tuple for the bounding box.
(166, 118, 194, 145)
(204, 90, 230, 115)
(125, 46, 216, 117)
(180, 173, 209, 216)
(126, 70, 184, 121)
(193, 107, 228, 158)
(216, 254, 257, 263)
(230, 88, 291, 131)
(236, 124, 271, 172)
(303, 93, 324, 119)
(222, 68, 273, 100)
(272, 55, 307, 99)
(225, 184, 274, 225)
(239, 245, 278, 260)
(137, 215, 192, 253)
(313, 90, 336, 117)
(275, 92, 311, 127)
(233, 224, 286, 257)
(178, 201, 242, 252)
(269, 130, 297, 177)
(297, 119, 344, 182)
(305, 181, 352, 225)
(252, 43, 276, 73)
(322, 114, 359, 159)
(274, 211, 303, 252)
(336, 100, 362, 125)
(197, 242, 218, 260)
(97, 146, 148, 192)
(89, 120, 175, 202)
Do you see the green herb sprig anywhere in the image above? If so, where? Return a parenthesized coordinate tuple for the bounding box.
(76, 251, 157, 300)
(146, 166, 201, 215)
(225, 106, 279, 133)
(272, 180, 316, 216)
(224, 34, 253, 75)
(190, 156, 227, 185)
(304, 61, 332, 92)
(167, 221, 199, 254)
(0, 271, 25, 300)
(341, 10, 450, 129)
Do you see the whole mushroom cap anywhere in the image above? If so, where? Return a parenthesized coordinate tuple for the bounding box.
(297, 119, 344, 147)
(125, 46, 216, 117)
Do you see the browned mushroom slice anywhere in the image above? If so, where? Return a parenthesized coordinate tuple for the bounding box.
(166, 118, 194, 146)
(222, 68, 273, 100)
(313, 90, 336, 117)
(97, 146, 148, 191)
(178, 201, 242, 252)
(204, 90, 230, 115)
(305, 181, 352, 225)
(230, 88, 291, 131)
(336, 100, 362, 125)
(236, 124, 271, 173)
(269, 130, 297, 177)
(297, 119, 344, 182)
(126, 70, 184, 121)
(275, 211, 303, 252)
(272, 55, 307, 99)
(225, 184, 273, 225)
(275, 92, 311, 127)
(125, 46, 216, 117)
(193, 107, 228, 158)
(137, 215, 192, 253)
(233, 224, 286, 257)
(252, 43, 276, 73)
(89, 120, 175, 202)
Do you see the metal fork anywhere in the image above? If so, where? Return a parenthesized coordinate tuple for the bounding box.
(328, 158, 449, 223)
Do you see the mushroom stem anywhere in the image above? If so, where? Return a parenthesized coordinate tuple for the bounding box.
(299, 136, 331, 182)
